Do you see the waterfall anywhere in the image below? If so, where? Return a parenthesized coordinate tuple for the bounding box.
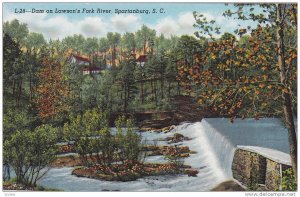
(175, 118, 290, 187)
(175, 120, 236, 184)
(198, 120, 236, 178)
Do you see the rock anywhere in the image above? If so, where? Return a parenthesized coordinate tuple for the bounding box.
(199, 166, 207, 170)
(161, 126, 170, 132)
(169, 125, 176, 131)
(165, 133, 192, 144)
(185, 169, 199, 177)
(174, 133, 184, 140)
(211, 180, 246, 191)
(179, 153, 190, 158)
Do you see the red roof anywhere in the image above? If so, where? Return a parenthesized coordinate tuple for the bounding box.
(136, 55, 147, 62)
(72, 54, 90, 63)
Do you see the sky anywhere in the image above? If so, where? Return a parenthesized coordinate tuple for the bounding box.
(3, 2, 258, 40)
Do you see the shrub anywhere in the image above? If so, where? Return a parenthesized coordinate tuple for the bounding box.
(3, 124, 57, 186)
(97, 127, 115, 166)
(64, 111, 143, 170)
(115, 116, 143, 166)
(282, 168, 297, 191)
(63, 108, 108, 165)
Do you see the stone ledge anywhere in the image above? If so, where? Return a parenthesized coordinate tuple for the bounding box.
(232, 146, 293, 191)
(237, 145, 291, 166)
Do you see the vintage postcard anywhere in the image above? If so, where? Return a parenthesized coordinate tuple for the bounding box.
(2, 1, 298, 195)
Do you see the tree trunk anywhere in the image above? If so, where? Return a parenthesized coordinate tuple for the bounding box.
(124, 84, 127, 112)
(277, 4, 297, 179)
(154, 80, 157, 107)
(151, 79, 154, 98)
(127, 83, 130, 111)
(12, 79, 16, 96)
(141, 80, 144, 104)
(143, 40, 146, 54)
(168, 81, 171, 97)
(177, 81, 180, 96)
(17, 79, 22, 108)
(161, 73, 164, 99)
(29, 73, 33, 102)
(161, 80, 164, 99)
(112, 45, 116, 67)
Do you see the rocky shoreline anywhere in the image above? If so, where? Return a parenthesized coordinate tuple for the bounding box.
(72, 163, 199, 182)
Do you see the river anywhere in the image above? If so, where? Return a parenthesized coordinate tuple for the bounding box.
(35, 118, 290, 191)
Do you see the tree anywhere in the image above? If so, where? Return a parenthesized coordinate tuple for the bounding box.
(84, 37, 99, 65)
(3, 33, 23, 107)
(121, 32, 136, 61)
(99, 37, 110, 53)
(117, 57, 138, 112)
(165, 36, 179, 97)
(3, 109, 35, 181)
(23, 32, 46, 102)
(188, 3, 297, 178)
(115, 116, 142, 165)
(144, 55, 160, 106)
(97, 71, 116, 112)
(3, 109, 34, 139)
(176, 35, 202, 67)
(61, 34, 86, 53)
(4, 124, 57, 186)
(63, 109, 108, 166)
(97, 37, 110, 69)
(107, 32, 121, 67)
(24, 32, 46, 53)
(82, 75, 100, 110)
(3, 19, 29, 44)
(36, 55, 69, 121)
(275, 4, 297, 179)
(136, 25, 156, 54)
(223, 3, 297, 180)
(175, 35, 205, 96)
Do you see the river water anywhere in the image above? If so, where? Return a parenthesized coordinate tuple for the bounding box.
(36, 118, 289, 191)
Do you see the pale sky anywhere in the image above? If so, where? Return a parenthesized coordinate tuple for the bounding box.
(3, 2, 259, 40)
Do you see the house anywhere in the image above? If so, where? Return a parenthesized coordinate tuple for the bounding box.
(136, 54, 147, 67)
(69, 53, 101, 75)
(82, 66, 101, 75)
(69, 53, 91, 66)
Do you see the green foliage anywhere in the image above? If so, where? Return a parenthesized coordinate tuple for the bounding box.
(61, 34, 86, 53)
(4, 20, 182, 118)
(121, 32, 136, 53)
(157, 98, 172, 110)
(3, 109, 34, 139)
(24, 32, 46, 51)
(4, 124, 57, 186)
(3, 33, 22, 85)
(64, 112, 143, 168)
(117, 57, 139, 112)
(282, 168, 297, 191)
(3, 19, 29, 43)
(115, 116, 143, 165)
(82, 75, 100, 110)
(63, 109, 108, 165)
(136, 25, 156, 53)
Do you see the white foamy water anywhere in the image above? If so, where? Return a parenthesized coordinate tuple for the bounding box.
(37, 118, 289, 191)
